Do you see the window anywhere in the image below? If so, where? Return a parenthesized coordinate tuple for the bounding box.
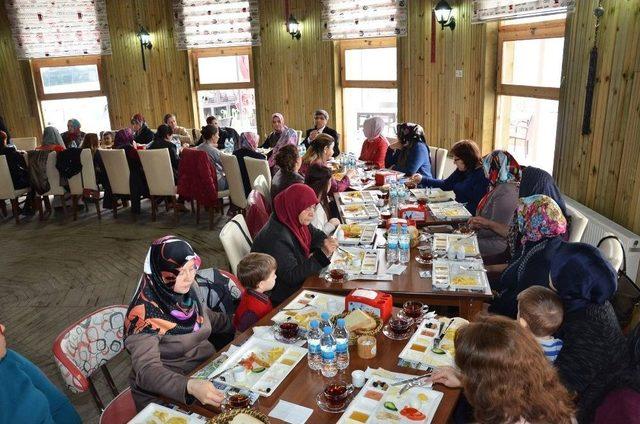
(340, 39, 398, 154)
(192, 47, 257, 133)
(494, 18, 565, 174)
(33, 56, 111, 133)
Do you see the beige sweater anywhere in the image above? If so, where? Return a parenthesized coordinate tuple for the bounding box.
(173, 126, 193, 145)
(125, 306, 232, 411)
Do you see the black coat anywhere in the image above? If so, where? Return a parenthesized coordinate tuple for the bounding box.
(233, 148, 266, 196)
(556, 302, 640, 423)
(302, 126, 340, 157)
(270, 170, 304, 202)
(134, 124, 154, 145)
(0, 145, 29, 189)
(252, 215, 330, 305)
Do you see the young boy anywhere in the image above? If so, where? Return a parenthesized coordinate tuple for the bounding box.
(233, 253, 277, 332)
(517, 286, 564, 362)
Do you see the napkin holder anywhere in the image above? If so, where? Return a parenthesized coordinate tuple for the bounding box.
(345, 289, 393, 322)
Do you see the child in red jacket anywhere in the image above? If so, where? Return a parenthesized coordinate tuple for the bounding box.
(233, 253, 277, 332)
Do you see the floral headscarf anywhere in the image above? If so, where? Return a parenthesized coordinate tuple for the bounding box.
(124, 236, 203, 337)
(268, 128, 298, 168)
(482, 150, 521, 188)
(235, 132, 259, 151)
(396, 122, 428, 168)
(476, 150, 521, 215)
(516, 194, 567, 245)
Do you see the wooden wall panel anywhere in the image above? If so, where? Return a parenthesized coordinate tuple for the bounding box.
(103, 0, 193, 130)
(252, 0, 336, 139)
(0, 7, 41, 139)
(398, 0, 496, 153)
(555, 0, 640, 232)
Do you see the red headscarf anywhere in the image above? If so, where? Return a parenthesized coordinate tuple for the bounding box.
(273, 183, 318, 257)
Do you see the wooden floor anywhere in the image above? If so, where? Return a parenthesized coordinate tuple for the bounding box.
(0, 200, 231, 423)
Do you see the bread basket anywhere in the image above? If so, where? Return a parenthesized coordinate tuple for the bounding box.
(210, 408, 270, 423)
(330, 311, 383, 345)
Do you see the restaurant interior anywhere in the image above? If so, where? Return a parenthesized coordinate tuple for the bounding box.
(1, 1, 640, 423)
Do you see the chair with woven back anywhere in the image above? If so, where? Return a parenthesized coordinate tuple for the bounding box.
(53, 305, 136, 423)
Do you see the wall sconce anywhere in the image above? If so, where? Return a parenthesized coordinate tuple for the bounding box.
(286, 14, 301, 40)
(434, 0, 456, 31)
(136, 26, 152, 71)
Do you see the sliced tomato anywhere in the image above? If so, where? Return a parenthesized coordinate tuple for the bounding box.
(400, 406, 426, 421)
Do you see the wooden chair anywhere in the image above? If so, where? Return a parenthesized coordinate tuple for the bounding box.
(244, 156, 271, 189)
(0, 155, 30, 223)
(11, 136, 37, 151)
(52, 305, 136, 422)
(220, 152, 248, 212)
(219, 214, 252, 274)
(429, 147, 448, 179)
(138, 149, 178, 223)
(37, 151, 67, 220)
(99, 149, 130, 218)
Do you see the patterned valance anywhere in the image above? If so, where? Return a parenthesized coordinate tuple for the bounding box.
(321, 0, 407, 40)
(472, 0, 575, 23)
(172, 0, 260, 49)
(5, 0, 111, 59)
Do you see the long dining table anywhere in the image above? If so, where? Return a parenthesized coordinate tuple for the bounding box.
(175, 288, 462, 423)
(300, 191, 493, 320)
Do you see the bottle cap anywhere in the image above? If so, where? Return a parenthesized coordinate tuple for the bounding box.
(323, 326, 332, 334)
(309, 320, 319, 328)
(321, 312, 330, 320)
(337, 318, 345, 327)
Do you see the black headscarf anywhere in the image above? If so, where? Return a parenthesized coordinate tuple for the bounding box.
(550, 241, 617, 313)
(125, 236, 203, 337)
(396, 122, 429, 168)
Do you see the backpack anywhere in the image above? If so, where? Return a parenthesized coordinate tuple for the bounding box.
(194, 268, 243, 316)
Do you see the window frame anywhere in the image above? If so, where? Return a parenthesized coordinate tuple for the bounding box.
(339, 37, 398, 89)
(496, 19, 566, 101)
(191, 46, 255, 91)
(31, 55, 106, 101)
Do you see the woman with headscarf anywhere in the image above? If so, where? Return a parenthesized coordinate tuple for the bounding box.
(302, 109, 340, 157)
(423, 139, 489, 215)
(60, 119, 85, 148)
(467, 150, 521, 257)
(386, 123, 433, 185)
(263, 113, 286, 149)
(359, 116, 389, 169)
(131, 113, 154, 145)
(125, 236, 232, 411)
(37, 126, 66, 152)
(233, 132, 266, 196)
(489, 194, 567, 318)
(267, 126, 299, 171)
(252, 184, 338, 305)
(550, 242, 640, 423)
(305, 164, 341, 235)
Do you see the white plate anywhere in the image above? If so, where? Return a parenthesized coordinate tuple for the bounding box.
(271, 290, 345, 328)
(432, 234, 480, 256)
(337, 375, 443, 424)
(431, 259, 489, 291)
(336, 223, 378, 246)
(209, 336, 308, 397)
(340, 203, 380, 220)
(427, 201, 472, 220)
(410, 188, 455, 203)
(128, 403, 205, 424)
(339, 191, 378, 204)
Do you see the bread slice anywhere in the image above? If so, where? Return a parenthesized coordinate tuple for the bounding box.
(345, 309, 377, 332)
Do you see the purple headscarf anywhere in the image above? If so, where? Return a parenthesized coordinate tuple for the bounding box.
(114, 128, 135, 149)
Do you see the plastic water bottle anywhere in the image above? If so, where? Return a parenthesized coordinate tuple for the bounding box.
(386, 224, 399, 264)
(224, 137, 233, 153)
(334, 318, 350, 370)
(389, 183, 398, 216)
(399, 224, 411, 264)
(307, 320, 322, 371)
(320, 326, 338, 377)
(319, 312, 332, 333)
